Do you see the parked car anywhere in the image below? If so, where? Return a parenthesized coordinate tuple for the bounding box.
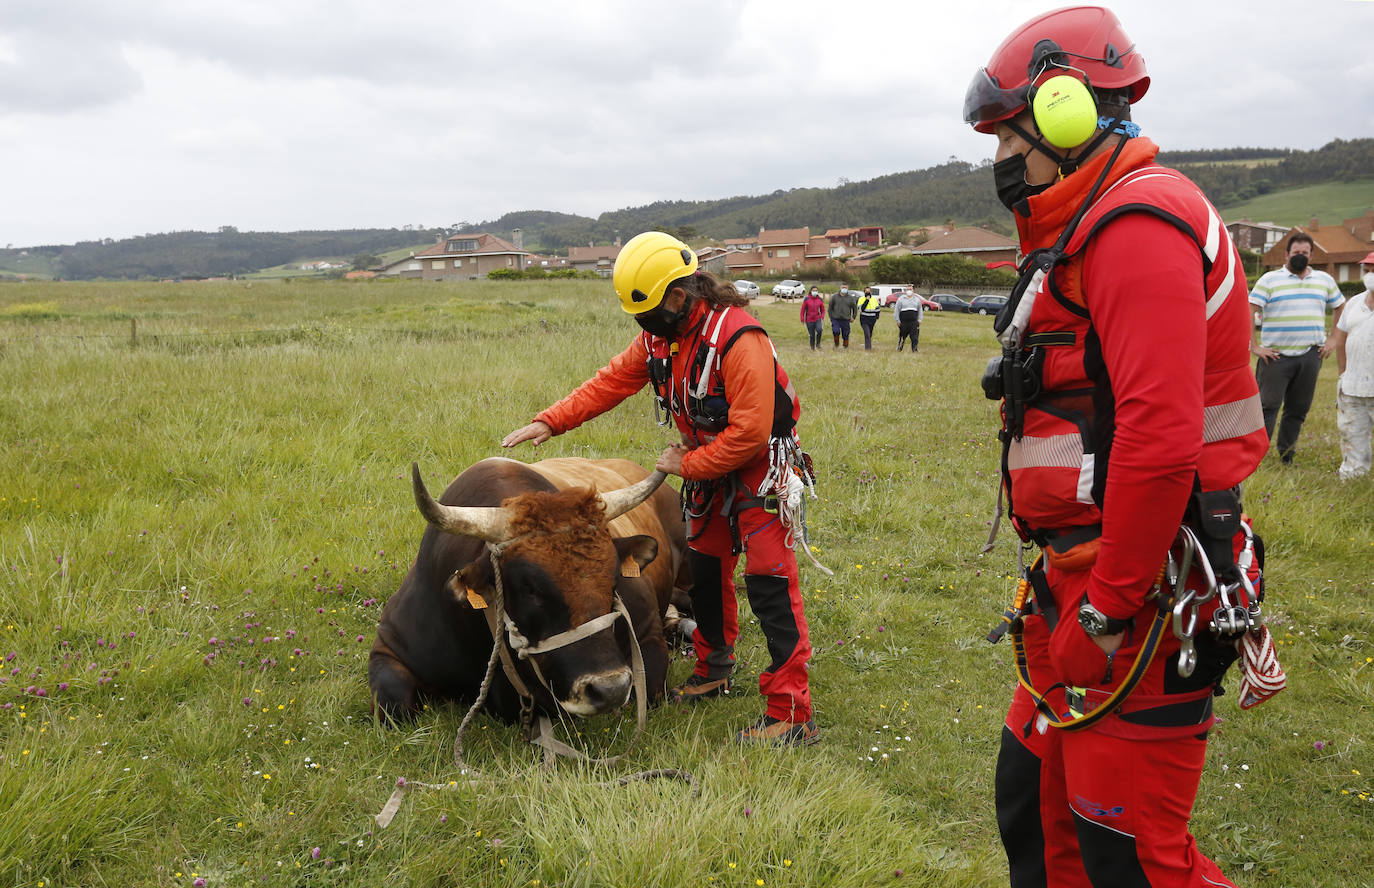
(968, 294, 1009, 316)
(772, 279, 806, 299)
(929, 293, 972, 313)
(733, 280, 760, 299)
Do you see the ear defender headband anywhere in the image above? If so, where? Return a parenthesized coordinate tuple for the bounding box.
(1023, 39, 1100, 149)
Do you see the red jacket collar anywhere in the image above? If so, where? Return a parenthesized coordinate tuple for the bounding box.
(1015, 138, 1161, 252)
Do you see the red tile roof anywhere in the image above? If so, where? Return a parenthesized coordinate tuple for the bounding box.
(416, 233, 527, 257)
(758, 227, 810, 247)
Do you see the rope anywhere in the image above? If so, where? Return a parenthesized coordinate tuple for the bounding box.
(376, 539, 696, 828)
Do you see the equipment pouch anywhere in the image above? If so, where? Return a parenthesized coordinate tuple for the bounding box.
(1186, 487, 1242, 581)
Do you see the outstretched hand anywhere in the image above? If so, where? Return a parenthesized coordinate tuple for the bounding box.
(655, 442, 688, 477)
(501, 421, 553, 448)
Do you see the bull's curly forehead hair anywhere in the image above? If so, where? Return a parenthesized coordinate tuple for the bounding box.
(501, 487, 614, 558)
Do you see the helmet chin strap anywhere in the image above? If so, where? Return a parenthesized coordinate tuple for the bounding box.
(1007, 117, 1125, 178)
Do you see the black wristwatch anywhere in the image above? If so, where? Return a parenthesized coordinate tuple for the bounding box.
(1077, 596, 1130, 636)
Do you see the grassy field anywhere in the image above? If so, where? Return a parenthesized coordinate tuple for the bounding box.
(0, 279, 1370, 887)
(1220, 179, 1374, 228)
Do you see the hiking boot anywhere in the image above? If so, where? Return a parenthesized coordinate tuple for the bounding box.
(670, 674, 732, 704)
(734, 715, 820, 748)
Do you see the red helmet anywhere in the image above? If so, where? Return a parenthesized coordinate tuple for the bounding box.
(963, 5, 1149, 134)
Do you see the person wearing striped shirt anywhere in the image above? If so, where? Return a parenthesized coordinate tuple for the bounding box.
(1249, 232, 1345, 464)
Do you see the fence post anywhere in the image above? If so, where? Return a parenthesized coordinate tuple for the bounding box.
(130, 318, 137, 346)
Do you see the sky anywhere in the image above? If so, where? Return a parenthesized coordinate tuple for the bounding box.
(2, 0, 1372, 248)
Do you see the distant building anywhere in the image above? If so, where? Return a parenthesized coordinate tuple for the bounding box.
(566, 242, 621, 277)
(758, 227, 812, 275)
(1261, 216, 1373, 282)
(1226, 218, 1290, 254)
(908, 227, 1019, 267)
(377, 233, 529, 280)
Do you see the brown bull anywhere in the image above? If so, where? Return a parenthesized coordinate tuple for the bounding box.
(368, 456, 689, 723)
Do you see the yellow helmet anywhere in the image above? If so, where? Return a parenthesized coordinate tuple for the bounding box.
(613, 231, 698, 315)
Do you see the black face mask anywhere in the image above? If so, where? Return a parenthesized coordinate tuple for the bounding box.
(1288, 254, 1309, 273)
(635, 299, 690, 338)
(993, 152, 1050, 212)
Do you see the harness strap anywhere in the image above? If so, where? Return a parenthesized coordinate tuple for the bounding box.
(1011, 595, 1171, 734)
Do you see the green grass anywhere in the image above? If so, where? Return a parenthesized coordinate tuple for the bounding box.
(0, 280, 1370, 887)
(1220, 179, 1374, 228)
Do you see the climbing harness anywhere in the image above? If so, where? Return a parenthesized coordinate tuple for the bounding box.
(990, 518, 1284, 735)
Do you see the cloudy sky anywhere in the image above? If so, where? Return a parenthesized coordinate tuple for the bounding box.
(3, 0, 1371, 247)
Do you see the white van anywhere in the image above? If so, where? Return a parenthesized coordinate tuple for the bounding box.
(870, 284, 913, 305)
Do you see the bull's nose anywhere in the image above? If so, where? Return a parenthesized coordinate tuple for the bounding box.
(567, 668, 632, 715)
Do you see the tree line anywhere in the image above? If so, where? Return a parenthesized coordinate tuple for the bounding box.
(5, 139, 1370, 281)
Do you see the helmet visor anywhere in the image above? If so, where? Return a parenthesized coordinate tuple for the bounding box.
(963, 67, 1028, 130)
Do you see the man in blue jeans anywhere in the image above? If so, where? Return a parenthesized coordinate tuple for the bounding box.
(1249, 232, 1345, 463)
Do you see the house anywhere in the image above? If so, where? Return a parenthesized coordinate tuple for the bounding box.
(525, 253, 571, 271)
(722, 236, 759, 252)
(844, 244, 911, 275)
(696, 246, 728, 276)
(908, 227, 1019, 267)
(567, 242, 622, 276)
(1226, 218, 1290, 254)
(377, 233, 529, 280)
(1260, 217, 1372, 282)
(758, 227, 812, 275)
(806, 235, 843, 265)
(724, 249, 764, 277)
(822, 226, 884, 249)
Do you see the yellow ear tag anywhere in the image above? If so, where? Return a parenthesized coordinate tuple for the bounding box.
(466, 588, 489, 610)
(620, 555, 642, 578)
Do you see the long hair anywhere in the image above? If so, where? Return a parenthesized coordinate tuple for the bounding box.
(669, 271, 749, 310)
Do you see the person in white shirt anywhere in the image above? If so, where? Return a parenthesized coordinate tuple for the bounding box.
(1332, 251, 1374, 480)
(893, 289, 925, 353)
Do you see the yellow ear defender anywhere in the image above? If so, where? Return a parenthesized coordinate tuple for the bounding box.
(1031, 73, 1098, 149)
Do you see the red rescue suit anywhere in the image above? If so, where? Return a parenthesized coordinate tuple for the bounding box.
(993, 139, 1267, 888)
(536, 299, 813, 723)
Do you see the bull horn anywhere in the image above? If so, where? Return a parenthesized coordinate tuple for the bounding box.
(596, 469, 667, 522)
(411, 462, 511, 543)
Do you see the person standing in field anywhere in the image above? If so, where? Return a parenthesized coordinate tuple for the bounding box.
(893, 288, 924, 353)
(857, 287, 882, 350)
(1249, 232, 1345, 464)
(963, 6, 1272, 886)
(828, 284, 859, 349)
(502, 231, 819, 747)
(1332, 250, 1374, 479)
(800, 286, 825, 350)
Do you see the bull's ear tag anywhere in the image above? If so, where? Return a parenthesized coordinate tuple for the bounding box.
(620, 555, 641, 578)
(450, 573, 488, 609)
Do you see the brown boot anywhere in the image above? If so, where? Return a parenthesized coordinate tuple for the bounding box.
(735, 715, 820, 747)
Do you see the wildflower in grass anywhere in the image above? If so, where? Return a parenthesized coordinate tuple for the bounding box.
(311, 847, 321, 859)
(1314, 741, 1327, 751)
(194, 879, 206, 887)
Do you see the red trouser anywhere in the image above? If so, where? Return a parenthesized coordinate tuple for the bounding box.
(685, 474, 812, 723)
(995, 567, 1236, 888)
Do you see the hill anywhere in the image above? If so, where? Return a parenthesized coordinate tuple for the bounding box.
(1205, 178, 1374, 229)
(2, 139, 1370, 281)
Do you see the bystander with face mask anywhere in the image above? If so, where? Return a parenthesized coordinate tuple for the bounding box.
(1331, 252, 1374, 479)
